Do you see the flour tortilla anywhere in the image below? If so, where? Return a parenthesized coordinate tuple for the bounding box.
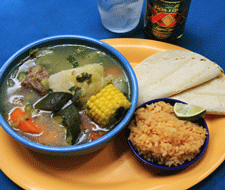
(170, 75, 225, 115)
(134, 50, 223, 106)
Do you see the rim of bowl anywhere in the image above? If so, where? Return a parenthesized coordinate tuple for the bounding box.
(0, 35, 138, 153)
(127, 98, 209, 170)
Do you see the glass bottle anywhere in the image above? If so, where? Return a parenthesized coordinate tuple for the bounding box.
(144, 0, 192, 43)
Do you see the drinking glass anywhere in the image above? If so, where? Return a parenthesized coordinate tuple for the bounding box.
(97, 0, 144, 33)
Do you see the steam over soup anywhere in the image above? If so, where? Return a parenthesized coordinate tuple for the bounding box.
(1, 45, 131, 146)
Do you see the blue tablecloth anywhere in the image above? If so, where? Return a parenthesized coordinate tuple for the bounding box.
(0, 0, 225, 189)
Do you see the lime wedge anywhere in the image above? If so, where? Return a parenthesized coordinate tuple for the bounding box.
(174, 102, 206, 121)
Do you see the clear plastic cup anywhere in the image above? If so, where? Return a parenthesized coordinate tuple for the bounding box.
(97, 0, 144, 33)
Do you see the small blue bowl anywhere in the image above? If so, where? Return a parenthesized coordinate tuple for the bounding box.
(127, 98, 209, 170)
(0, 35, 138, 156)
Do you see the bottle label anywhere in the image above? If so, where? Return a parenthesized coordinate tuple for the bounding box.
(144, 0, 191, 41)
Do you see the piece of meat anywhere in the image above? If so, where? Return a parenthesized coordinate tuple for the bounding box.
(22, 65, 50, 94)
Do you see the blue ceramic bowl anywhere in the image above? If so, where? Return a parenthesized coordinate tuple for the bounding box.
(127, 98, 209, 170)
(0, 35, 138, 156)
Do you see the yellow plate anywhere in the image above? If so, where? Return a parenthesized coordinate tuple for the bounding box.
(1, 38, 225, 190)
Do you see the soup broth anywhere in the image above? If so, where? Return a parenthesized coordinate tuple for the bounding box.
(1, 44, 131, 146)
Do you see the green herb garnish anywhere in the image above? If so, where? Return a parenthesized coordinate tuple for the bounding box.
(29, 48, 39, 58)
(76, 72, 92, 84)
(66, 55, 79, 68)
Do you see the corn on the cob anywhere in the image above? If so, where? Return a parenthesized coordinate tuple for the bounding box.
(86, 84, 131, 126)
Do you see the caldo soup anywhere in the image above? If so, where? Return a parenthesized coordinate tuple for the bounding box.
(1, 44, 131, 146)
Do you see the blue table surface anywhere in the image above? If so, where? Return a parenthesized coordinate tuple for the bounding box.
(0, 0, 225, 189)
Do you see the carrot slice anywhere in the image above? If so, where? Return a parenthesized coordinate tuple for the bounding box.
(9, 107, 42, 134)
(10, 108, 25, 123)
(18, 120, 42, 134)
(105, 67, 121, 77)
(90, 131, 105, 141)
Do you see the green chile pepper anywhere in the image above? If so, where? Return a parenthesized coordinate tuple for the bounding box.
(54, 104, 81, 145)
(35, 92, 72, 111)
